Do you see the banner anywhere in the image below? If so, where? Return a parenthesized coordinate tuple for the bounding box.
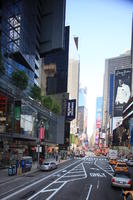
(40, 126, 45, 141)
(114, 68, 131, 116)
(66, 99, 76, 121)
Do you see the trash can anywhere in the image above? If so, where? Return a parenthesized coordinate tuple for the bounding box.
(8, 165, 16, 176)
(8, 166, 13, 176)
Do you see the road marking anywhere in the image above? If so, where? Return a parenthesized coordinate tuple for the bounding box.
(109, 164, 114, 172)
(86, 185, 92, 200)
(97, 179, 99, 189)
(65, 174, 85, 177)
(90, 173, 106, 177)
(46, 182, 66, 200)
(62, 170, 67, 172)
(94, 160, 113, 177)
(1, 160, 81, 200)
(90, 168, 99, 171)
(28, 162, 87, 200)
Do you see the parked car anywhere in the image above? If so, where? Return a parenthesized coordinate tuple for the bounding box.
(122, 190, 133, 200)
(40, 161, 57, 171)
(114, 162, 128, 173)
(111, 172, 132, 189)
(109, 159, 117, 165)
(127, 160, 133, 167)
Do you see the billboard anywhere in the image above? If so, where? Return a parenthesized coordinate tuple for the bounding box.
(96, 97, 103, 129)
(66, 99, 76, 121)
(114, 68, 131, 116)
(112, 117, 123, 130)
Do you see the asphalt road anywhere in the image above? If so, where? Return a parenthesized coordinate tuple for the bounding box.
(0, 156, 130, 200)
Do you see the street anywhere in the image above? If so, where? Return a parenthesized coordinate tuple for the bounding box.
(0, 155, 130, 200)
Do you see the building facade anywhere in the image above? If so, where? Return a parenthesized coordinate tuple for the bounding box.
(42, 26, 80, 152)
(0, 0, 66, 166)
(102, 51, 131, 149)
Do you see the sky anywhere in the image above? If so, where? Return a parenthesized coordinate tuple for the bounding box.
(66, 0, 133, 138)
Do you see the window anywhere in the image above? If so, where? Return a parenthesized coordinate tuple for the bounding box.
(8, 15, 21, 51)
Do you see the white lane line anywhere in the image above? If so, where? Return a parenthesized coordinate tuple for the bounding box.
(46, 182, 66, 200)
(64, 174, 85, 177)
(1, 160, 81, 200)
(97, 179, 99, 189)
(69, 170, 83, 173)
(86, 185, 92, 200)
(28, 163, 85, 200)
(43, 189, 56, 192)
(94, 160, 113, 177)
(109, 164, 114, 172)
(28, 162, 87, 200)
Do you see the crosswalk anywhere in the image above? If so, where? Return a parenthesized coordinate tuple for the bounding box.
(83, 157, 114, 176)
(84, 157, 107, 162)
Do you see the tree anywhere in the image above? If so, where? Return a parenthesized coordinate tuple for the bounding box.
(0, 51, 5, 75)
(11, 70, 28, 90)
(30, 85, 41, 100)
(42, 96, 53, 110)
(52, 101, 61, 114)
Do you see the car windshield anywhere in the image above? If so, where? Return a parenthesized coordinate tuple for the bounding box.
(115, 173, 131, 178)
(117, 164, 126, 167)
(43, 163, 49, 165)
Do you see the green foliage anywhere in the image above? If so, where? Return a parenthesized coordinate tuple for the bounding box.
(42, 96, 60, 114)
(52, 101, 61, 114)
(30, 85, 41, 100)
(0, 51, 5, 75)
(42, 96, 53, 110)
(11, 70, 28, 90)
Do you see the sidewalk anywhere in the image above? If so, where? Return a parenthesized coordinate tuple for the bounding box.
(0, 158, 70, 185)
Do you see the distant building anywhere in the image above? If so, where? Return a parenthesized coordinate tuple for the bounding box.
(95, 97, 103, 146)
(42, 26, 80, 151)
(102, 51, 131, 147)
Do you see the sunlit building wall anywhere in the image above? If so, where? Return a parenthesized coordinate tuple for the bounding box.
(67, 33, 80, 136)
(102, 51, 131, 145)
(78, 87, 88, 136)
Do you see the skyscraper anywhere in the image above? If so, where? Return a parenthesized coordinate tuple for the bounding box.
(0, 0, 66, 166)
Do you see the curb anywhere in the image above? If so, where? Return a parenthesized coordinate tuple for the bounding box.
(0, 159, 71, 184)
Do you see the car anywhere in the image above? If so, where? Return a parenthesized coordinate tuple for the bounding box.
(122, 159, 129, 164)
(122, 190, 133, 200)
(114, 162, 128, 173)
(111, 172, 132, 189)
(127, 160, 133, 167)
(40, 161, 57, 171)
(109, 159, 117, 165)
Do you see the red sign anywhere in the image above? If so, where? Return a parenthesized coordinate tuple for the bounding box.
(40, 126, 45, 141)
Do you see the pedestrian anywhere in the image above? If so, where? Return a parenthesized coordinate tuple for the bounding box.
(55, 153, 58, 162)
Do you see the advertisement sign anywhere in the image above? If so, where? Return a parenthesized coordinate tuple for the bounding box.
(96, 97, 103, 129)
(129, 118, 133, 146)
(40, 126, 45, 141)
(66, 99, 76, 121)
(114, 68, 131, 116)
(112, 117, 123, 130)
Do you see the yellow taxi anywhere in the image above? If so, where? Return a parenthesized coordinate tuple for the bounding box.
(114, 162, 128, 173)
(109, 159, 117, 165)
(122, 190, 133, 200)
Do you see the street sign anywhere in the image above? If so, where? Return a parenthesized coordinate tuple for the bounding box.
(36, 145, 42, 152)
